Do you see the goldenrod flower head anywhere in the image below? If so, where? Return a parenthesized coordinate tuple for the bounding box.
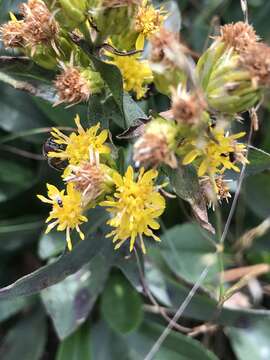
(48, 115, 111, 166)
(20, 0, 59, 55)
(182, 129, 248, 177)
(37, 183, 87, 251)
(240, 42, 270, 87)
(135, 0, 166, 49)
(218, 21, 259, 53)
(54, 59, 104, 106)
(107, 45, 153, 99)
(64, 149, 114, 206)
(0, 13, 24, 48)
(100, 166, 165, 254)
(200, 175, 231, 210)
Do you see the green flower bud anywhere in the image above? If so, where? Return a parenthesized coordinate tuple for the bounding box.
(196, 22, 267, 114)
(91, 0, 138, 45)
(133, 116, 178, 168)
(149, 28, 188, 96)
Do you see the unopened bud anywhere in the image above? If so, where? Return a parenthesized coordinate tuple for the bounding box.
(133, 116, 178, 168)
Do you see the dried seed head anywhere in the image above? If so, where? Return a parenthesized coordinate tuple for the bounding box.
(65, 150, 105, 205)
(20, 0, 59, 51)
(200, 175, 231, 209)
(54, 66, 91, 106)
(133, 133, 177, 168)
(171, 86, 207, 125)
(240, 42, 270, 87)
(0, 19, 25, 48)
(218, 21, 259, 53)
(150, 28, 181, 66)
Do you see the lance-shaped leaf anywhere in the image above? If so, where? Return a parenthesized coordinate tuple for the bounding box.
(164, 165, 215, 234)
(0, 208, 108, 300)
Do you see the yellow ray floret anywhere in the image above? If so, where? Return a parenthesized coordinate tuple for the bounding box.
(37, 183, 87, 251)
(182, 129, 248, 177)
(135, 0, 167, 49)
(100, 166, 165, 254)
(48, 115, 111, 165)
(107, 44, 153, 99)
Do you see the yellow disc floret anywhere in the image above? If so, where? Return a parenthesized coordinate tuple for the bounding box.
(37, 183, 87, 251)
(100, 166, 165, 253)
(48, 115, 111, 166)
(182, 129, 248, 177)
(107, 45, 153, 99)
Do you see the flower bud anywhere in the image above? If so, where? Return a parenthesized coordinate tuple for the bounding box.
(54, 64, 104, 106)
(91, 0, 139, 45)
(133, 116, 178, 168)
(58, 0, 88, 25)
(149, 28, 188, 96)
(196, 22, 264, 114)
(171, 85, 207, 128)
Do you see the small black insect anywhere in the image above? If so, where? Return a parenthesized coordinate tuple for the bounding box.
(43, 137, 68, 171)
(57, 198, 63, 207)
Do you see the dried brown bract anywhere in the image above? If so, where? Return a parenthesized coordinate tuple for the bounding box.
(20, 0, 59, 53)
(171, 86, 207, 125)
(218, 21, 259, 53)
(54, 65, 91, 106)
(133, 133, 177, 168)
(0, 20, 25, 48)
(150, 28, 181, 66)
(240, 42, 270, 87)
(65, 151, 105, 205)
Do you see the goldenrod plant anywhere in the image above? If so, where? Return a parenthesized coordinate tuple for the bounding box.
(1, 0, 270, 358)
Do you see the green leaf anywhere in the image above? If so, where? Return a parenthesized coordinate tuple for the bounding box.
(0, 209, 108, 299)
(101, 272, 143, 334)
(0, 297, 34, 322)
(56, 323, 91, 360)
(0, 309, 47, 360)
(0, 159, 37, 203)
(0, 216, 43, 252)
(41, 249, 113, 339)
(160, 223, 219, 288)
(226, 319, 270, 360)
(127, 320, 218, 360)
(38, 231, 66, 260)
(165, 165, 215, 234)
(244, 173, 270, 218)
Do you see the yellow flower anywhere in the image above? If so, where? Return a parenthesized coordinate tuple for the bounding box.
(37, 183, 87, 251)
(48, 115, 111, 166)
(107, 45, 153, 99)
(100, 166, 165, 254)
(182, 129, 248, 177)
(135, 0, 167, 49)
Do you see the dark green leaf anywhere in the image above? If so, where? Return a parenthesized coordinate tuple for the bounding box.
(56, 323, 91, 360)
(160, 223, 219, 289)
(0, 208, 108, 299)
(127, 320, 218, 360)
(42, 248, 113, 339)
(101, 272, 143, 334)
(227, 319, 270, 360)
(0, 309, 47, 360)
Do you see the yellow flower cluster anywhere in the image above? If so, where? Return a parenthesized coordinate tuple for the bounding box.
(38, 115, 165, 253)
(101, 166, 165, 253)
